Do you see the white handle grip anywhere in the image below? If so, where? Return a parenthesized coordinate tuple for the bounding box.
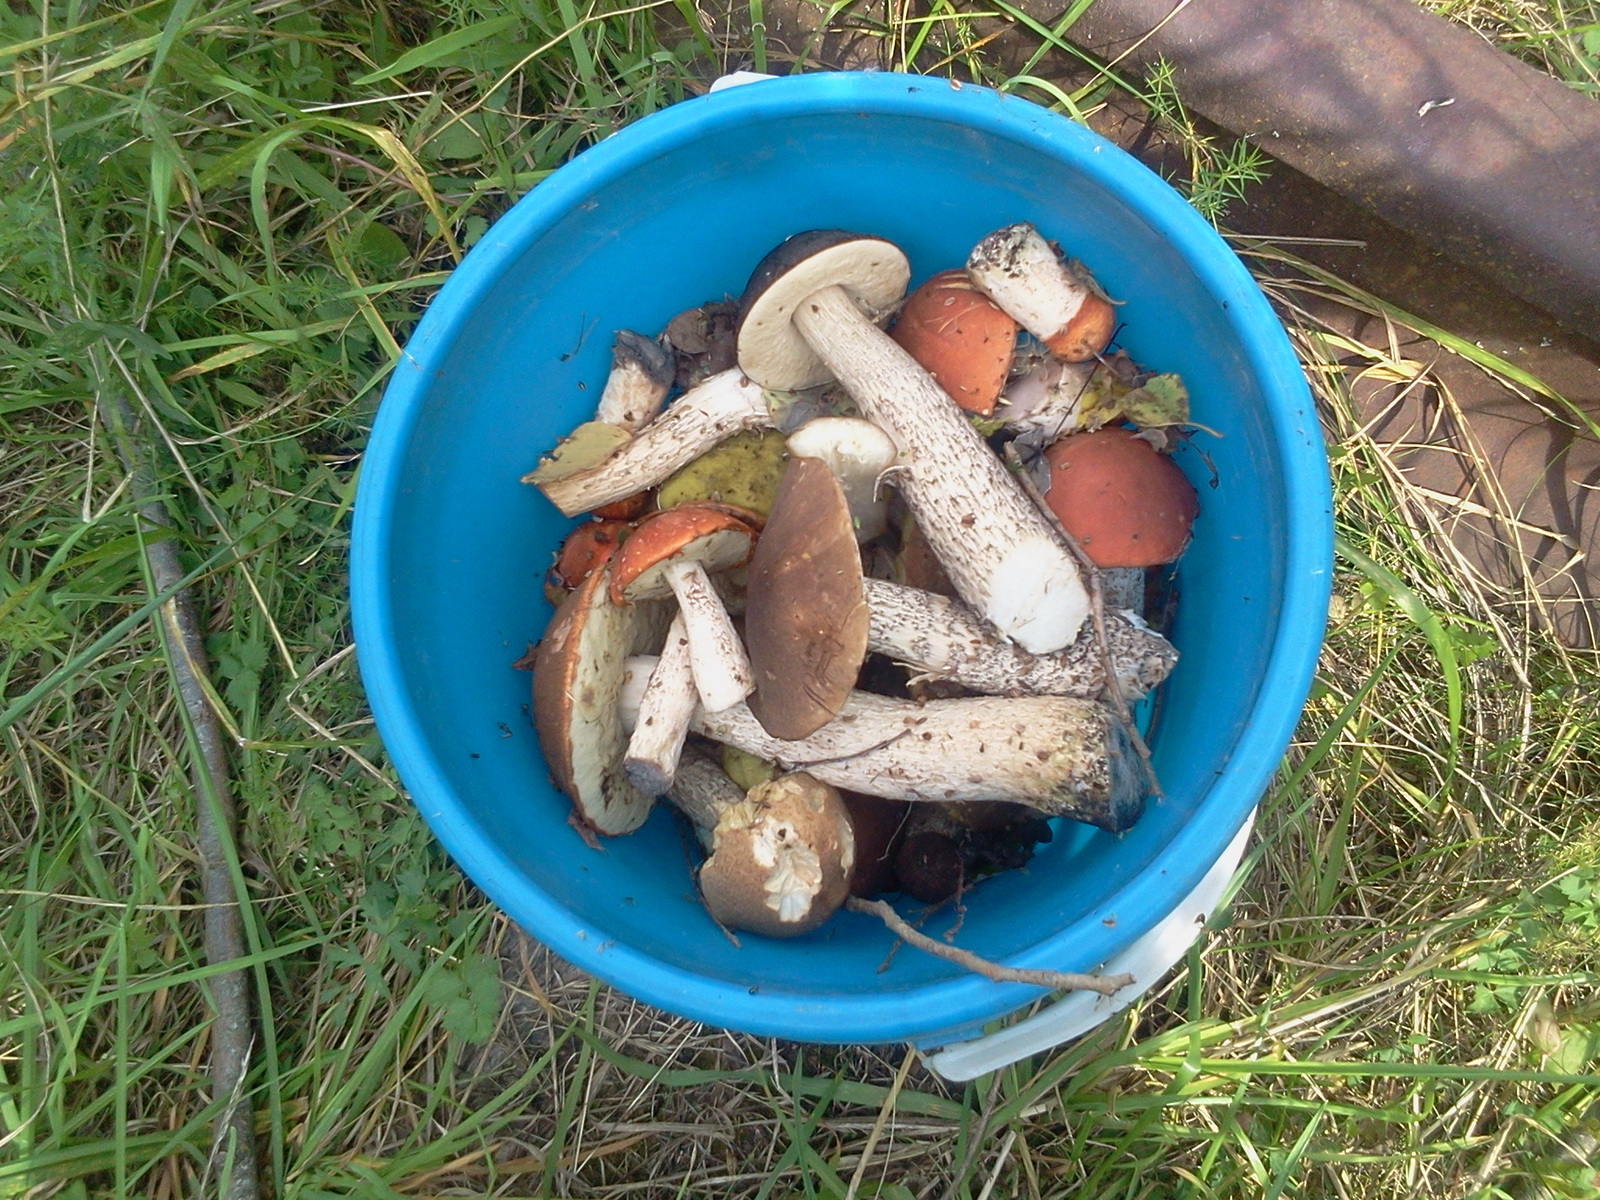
(922, 812, 1255, 1081)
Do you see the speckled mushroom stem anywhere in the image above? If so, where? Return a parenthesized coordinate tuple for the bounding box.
(861, 577, 1176, 700)
(662, 558, 754, 713)
(664, 746, 744, 845)
(594, 330, 675, 431)
(624, 611, 698, 795)
(619, 664, 1145, 832)
(790, 286, 1090, 654)
(536, 368, 770, 517)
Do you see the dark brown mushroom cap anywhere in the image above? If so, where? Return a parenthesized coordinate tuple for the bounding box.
(608, 503, 760, 604)
(743, 456, 871, 740)
(840, 792, 910, 897)
(1043, 428, 1199, 568)
(736, 230, 911, 391)
(698, 772, 856, 938)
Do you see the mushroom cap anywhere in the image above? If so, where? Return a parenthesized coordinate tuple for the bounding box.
(698, 772, 856, 938)
(532, 564, 666, 836)
(547, 517, 631, 598)
(736, 230, 911, 391)
(1043, 428, 1199, 568)
(743, 456, 871, 740)
(889, 269, 1018, 415)
(609, 503, 760, 603)
(1043, 292, 1117, 364)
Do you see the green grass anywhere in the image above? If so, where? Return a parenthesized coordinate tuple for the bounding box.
(3, 0, 1600, 1197)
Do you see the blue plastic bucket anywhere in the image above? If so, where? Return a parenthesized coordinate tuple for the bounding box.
(350, 72, 1331, 1046)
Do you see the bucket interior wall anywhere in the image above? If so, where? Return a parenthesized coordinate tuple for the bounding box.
(359, 79, 1325, 1043)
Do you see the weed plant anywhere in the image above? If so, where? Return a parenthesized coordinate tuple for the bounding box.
(2, 1, 1598, 1197)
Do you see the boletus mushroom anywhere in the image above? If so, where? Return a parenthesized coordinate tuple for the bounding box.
(610, 503, 761, 713)
(528, 368, 770, 517)
(620, 672, 1147, 833)
(889, 269, 1018, 416)
(966, 223, 1117, 364)
(533, 563, 669, 836)
(743, 455, 871, 740)
(735, 229, 1090, 655)
(667, 750, 856, 937)
(1043, 428, 1199, 569)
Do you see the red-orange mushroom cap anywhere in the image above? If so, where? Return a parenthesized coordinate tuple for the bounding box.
(1043, 428, 1198, 568)
(608, 503, 760, 604)
(890, 270, 1018, 416)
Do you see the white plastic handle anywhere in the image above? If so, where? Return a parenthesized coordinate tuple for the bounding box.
(922, 812, 1255, 1081)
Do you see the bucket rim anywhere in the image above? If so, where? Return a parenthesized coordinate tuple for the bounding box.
(350, 70, 1332, 1043)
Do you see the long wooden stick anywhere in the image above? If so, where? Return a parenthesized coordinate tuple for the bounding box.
(95, 380, 262, 1200)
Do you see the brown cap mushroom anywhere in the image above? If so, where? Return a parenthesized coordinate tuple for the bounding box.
(1043, 428, 1199, 568)
(697, 772, 857, 938)
(532, 564, 668, 836)
(889, 269, 1018, 415)
(736, 229, 911, 391)
(743, 456, 871, 741)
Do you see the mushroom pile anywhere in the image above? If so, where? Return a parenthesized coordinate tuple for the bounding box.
(524, 223, 1200, 945)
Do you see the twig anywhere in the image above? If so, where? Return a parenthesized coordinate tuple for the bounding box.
(845, 897, 1133, 995)
(94, 375, 262, 1200)
(1004, 442, 1163, 799)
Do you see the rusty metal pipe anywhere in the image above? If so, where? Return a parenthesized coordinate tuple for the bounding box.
(1041, 0, 1600, 336)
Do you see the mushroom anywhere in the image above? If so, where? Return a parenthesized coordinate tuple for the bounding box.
(735, 229, 1090, 655)
(966, 223, 1116, 364)
(1043, 428, 1199, 568)
(860, 576, 1177, 700)
(527, 368, 770, 517)
(889, 269, 1018, 415)
(532, 564, 670, 836)
(622, 610, 697, 795)
(667, 750, 856, 938)
(544, 517, 632, 603)
(783, 416, 900, 544)
(594, 330, 675, 432)
(610, 503, 759, 713)
(742, 456, 871, 740)
(619, 672, 1147, 833)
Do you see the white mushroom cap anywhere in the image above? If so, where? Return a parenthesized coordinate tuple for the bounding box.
(784, 416, 901, 544)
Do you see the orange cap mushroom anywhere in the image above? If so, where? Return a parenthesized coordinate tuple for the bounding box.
(1043, 428, 1198, 568)
(890, 270, 1018, 415)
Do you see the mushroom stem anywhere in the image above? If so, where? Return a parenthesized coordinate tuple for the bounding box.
(966, 223, 1116, 363)
(861, 577, 1176, 700)
(595, 330, 675, 432)
(662, 558, 755, 713)
(533, 369, 770, 517)
(618, 665, 1145, 832)
(664, 746, 744, 846)
(788, 285, 1089, 654)
(624, 611, 698, 795)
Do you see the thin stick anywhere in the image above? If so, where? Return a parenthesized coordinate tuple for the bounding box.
(95, 379, 262, 1200)
(845, 897, 1133, 995)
